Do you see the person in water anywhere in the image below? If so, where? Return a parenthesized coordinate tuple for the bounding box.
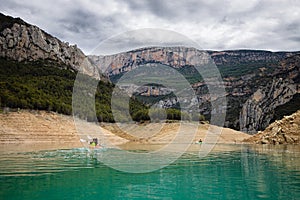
(90, 138, 99, 148)
(90, 138, 103, 148)
(198, 139, 202, 143)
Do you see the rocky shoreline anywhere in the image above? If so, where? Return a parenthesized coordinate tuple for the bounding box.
(244, 110, 300, 144)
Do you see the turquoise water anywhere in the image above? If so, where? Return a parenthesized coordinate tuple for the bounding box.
(0, 145, 300, 200)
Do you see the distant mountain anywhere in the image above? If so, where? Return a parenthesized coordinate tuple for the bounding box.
(0, 13, 99, 78)
(90, 47, 300, 133)
(89, 47, 298, 79)
(208, 49, 296, 66)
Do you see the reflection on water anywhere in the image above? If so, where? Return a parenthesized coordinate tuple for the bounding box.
(0, 145, 299, 200)
(247, 144, 300, 171)
(0, 148, 96, 176)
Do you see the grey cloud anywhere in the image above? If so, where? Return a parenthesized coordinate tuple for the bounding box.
(59, 10, 98, 33)
(289, 36, 300, 42)
(91, 28, 199, 55)
(125, 0, 226, 23)
(126, 0, 176, 18)
(0, 0, 299, 53)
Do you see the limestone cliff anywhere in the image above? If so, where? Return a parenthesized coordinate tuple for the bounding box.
(90, 47, 296, 77)
(89, 47, 210, 75)
(240, 55, 300, 133)
(0, 13, 99, 79)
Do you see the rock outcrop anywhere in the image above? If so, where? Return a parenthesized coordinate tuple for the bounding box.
(0, 13, 99, 79)
(244, 110, 300, 144)
(240, 55, 300, 133)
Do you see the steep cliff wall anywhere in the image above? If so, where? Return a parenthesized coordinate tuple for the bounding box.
(90, 47, 297, 77)
(240, 55, 300, 133)
(0, 13, 99, 79)
(90, 47, 210, 75)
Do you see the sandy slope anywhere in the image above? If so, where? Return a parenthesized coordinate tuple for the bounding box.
(101, 122, 251, 144)
(0, 110, 127, 152)
(0, 110, 251, 152)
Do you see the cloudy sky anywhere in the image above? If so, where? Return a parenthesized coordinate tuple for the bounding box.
(1, 0, 300, 54)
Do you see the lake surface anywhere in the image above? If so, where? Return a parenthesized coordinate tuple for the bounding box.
(0, 144, 300, 200)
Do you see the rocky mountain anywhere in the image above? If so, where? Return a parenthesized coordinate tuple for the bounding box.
(90, 47, 300, 133)
(0, 13, 99, 79)
(244, 110, 300, 144)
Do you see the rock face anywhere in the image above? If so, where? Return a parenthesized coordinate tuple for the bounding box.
(89, 47, 210, 75)
(244, 110, 300, 144)
(240, 55, 300, 133)
(90, 47, 296, 76)
(0, 13, 99, 78)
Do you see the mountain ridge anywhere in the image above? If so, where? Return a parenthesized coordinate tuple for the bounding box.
(89, 46, 299, 76)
